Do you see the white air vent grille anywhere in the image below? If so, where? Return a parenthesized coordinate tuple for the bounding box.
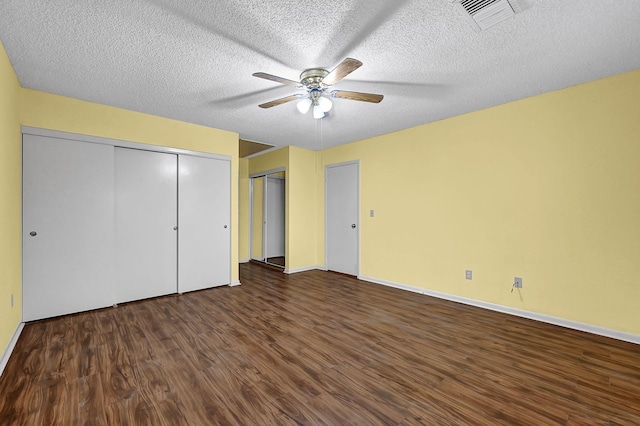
(454, 0, 522, 31)
(461, 0, 501, 15)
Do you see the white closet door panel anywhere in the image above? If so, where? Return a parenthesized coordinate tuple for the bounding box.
(115, 148, 177, 303)
(326, 162, 359, 276)
(178, 155, 231, 292)
(23, 135, 115, 321)
(266, 177, 285, 258)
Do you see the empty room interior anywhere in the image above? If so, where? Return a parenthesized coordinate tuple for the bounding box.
(1, 0, 639, 424)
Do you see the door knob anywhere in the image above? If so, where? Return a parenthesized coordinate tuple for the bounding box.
(173, 226, 178, 231)
(29, 231, 37, 237)
(351, 224, 357, 229)
(224, 225, 228, 229)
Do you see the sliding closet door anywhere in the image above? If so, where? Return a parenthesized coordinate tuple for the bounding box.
(178, 155, 231, 292)
(115, 148, 178, 303)
(23, 135, 114, 321)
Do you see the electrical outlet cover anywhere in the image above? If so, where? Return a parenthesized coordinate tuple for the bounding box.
(466, 270, 472, 280)
(514, 277, 523, 288)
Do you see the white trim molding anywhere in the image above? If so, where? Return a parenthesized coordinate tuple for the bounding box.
(1, 322, 24, 378)
(358, 275, 640, 345)
(229, 280, 242, 287)
(284, 265, 324, 274)
(21, 126, 231, 161)
(244, 146, 281, 160)
(249, 166, 286, 179)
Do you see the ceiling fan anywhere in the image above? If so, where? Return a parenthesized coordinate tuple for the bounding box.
(253, 58, 383, 119)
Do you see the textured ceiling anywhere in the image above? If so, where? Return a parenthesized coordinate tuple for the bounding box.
(1, 0, 639, 150)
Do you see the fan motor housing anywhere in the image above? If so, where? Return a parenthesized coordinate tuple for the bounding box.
(300, 68, 329, 89)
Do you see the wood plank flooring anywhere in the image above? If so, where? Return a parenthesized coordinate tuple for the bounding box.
(1, 263, 639, 425)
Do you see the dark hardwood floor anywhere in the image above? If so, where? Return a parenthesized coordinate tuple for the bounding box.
(1, 263, 639, 425)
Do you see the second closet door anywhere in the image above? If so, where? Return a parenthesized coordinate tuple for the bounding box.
(115, 148, 178, 303)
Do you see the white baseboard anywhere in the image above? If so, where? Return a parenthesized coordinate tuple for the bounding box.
(239, 258, 250, 264)
(229, 280, 241, 287)
(1, 322, 24, 378)
(358, 275, 640, 345)
(284, 265, 323, 274)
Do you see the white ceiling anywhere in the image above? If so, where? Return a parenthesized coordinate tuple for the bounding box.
(1, 0, 639, 150)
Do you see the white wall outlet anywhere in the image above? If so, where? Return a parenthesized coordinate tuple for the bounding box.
(514, 277, 523, 288)
(466, 270, 472, 280)
(370, 209, 375, 217)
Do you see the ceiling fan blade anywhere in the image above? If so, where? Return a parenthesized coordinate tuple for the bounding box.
(322, 58, 363, 86)
(331, 90, 383, 103)
(258, 94, 301, 109)
(253, 72, 302, 88)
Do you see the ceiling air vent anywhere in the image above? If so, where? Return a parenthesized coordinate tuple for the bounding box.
(454, 0, 522, 31)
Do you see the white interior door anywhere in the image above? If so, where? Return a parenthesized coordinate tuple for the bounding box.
(115, 147, 177, 304)
(178, 155, 231, 292)
(326, 162, 359, 276)
(265, 177, 285, 259)
(23, 134, 115, 321)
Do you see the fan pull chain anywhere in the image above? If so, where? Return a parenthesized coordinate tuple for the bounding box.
(320, 117, 324, 151)
(314, 117, 318, 149)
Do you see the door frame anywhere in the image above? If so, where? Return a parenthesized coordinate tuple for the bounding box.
(22, 126, 231, 161)
(249, 176, 266, 262)
(264, 175, 286, 262)
(249, 167, 286, 265)
(324, 160, 360, 276)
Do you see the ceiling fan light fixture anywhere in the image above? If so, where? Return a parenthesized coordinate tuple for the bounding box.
(253, 58, 382, 117)
(318, 96, 332, 113)
(297, 98, 312, 114)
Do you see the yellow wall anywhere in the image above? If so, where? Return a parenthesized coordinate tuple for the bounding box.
(319, 69, 640, 335)
(287, 146, 319, 270)
(0, 41, 22, 357)
(19, 89, 240, 283)
(248, 147, 289, 175)
(238, 158, 250, 262)
(251, 176, 264, 260)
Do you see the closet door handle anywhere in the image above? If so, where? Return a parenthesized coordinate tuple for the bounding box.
(351, 224, 357, 229)
(173, 226, 178, 231)
(224, 225, 228, 229)
(30, 231, 37, 237)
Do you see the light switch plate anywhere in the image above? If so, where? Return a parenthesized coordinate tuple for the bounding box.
(465, 270, 472, 280)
